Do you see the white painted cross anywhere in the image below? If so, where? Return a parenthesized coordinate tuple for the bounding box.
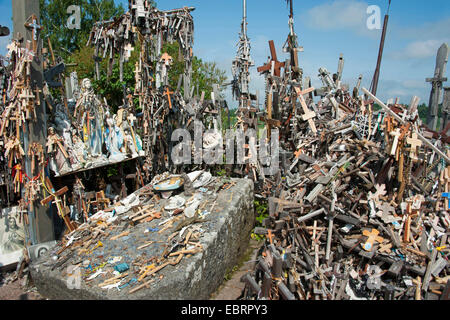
(124, 43, 134, 61)
(389, 128, 401, 156)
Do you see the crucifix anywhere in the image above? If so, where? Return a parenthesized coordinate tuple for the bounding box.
(294, 86, 317, 134)
(406, 132, 422, 161)
(24, 14, 41, 53)
(257, 40, 285, 77)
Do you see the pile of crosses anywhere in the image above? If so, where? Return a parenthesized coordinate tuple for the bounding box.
(0, 36, 46, 226)
(86, 1, 223, 178)
(235, 1, 449, 301)
(0, 1, 224, 235)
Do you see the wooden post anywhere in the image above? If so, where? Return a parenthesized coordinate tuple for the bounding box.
(370, 2, 390, 96)
(13, 0, 54, 244)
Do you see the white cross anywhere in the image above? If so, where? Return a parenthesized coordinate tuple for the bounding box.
(127, 113, 137, 126)
(389, 128, 401, 156)
(124, 43, 134, 61)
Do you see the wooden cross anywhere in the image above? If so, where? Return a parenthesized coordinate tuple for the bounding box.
(406, 132, 422, 160)
(24, 14, 41, 53)
(160, 52, 173, 65)
(19, 88, 36, 120)
(41, 177, 76, 232)
(257, 40, 285, 77)
(164, 87, 174, 109)
(378, 242, 392, 254)
(294, 86, 317, 134)
(267, 229, 275, 245)
(5, 136, 25, 167)
(361, 229, 384, 251)
(389, 128, 401, 156)
(90, 191, 111, 211)
(46, 132, 69, 159)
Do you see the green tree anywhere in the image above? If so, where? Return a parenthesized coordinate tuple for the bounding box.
(163, 42, 227, 100)
(39, 0, 125, 59)
(40, 0, 226, 110)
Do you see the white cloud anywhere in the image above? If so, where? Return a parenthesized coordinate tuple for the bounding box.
(397, 18, 450, 41)
(390, 39, 449, 60)
(301, 0, 379, 38)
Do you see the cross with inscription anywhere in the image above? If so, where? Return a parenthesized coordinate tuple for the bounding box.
(257, 40, 285, 77)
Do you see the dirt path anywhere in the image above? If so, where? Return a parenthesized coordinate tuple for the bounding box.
(210, 239, 262, 300)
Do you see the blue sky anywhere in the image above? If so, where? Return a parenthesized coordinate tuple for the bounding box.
(1, 0, 449, 106)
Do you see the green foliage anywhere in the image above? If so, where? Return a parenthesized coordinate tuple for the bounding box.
(215, 168, 226, 177)
(40, 0, 125, 59)
(417, 103, 442, 124)
(40, 1, 227, 114)
(162, 42, 227, 99)
(251, 199, 268, 242)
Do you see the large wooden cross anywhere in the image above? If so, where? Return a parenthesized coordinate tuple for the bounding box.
(294, 86, 317, 134)
(41, 177, 76, 232)
(257, 40, 285, 77)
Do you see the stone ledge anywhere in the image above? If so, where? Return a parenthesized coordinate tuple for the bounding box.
(30, 178, 254, 300)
